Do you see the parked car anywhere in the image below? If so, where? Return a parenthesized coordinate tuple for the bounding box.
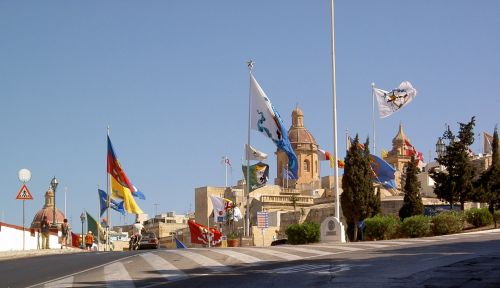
(138, 232, 160, 249)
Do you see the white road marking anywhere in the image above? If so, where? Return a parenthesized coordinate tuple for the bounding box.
(380, 241, 417, 245)
(351, 243, 389, 248)
(271, 263, 331, 274)
(306, 245, 363, 251)
(240, 248, 302, 261)
(274, 246, 333, 256)
(43, 276, 74, 288)
(209, 249, 262, 264)
(104, 262, 135, 288)
(166, 250, 231, 272)
(140, 253, 188, 282)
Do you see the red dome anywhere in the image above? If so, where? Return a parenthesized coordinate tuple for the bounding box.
(31, 207, 65, 229)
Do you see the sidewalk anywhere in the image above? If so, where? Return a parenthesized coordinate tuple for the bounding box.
(0, 246, 87, 261)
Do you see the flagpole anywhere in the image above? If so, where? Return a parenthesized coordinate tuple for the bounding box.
(371, 82, 376, 154)
(106, 126, 110, 251)
(246, 60, 254, 238)
(224, 156, 228, 188)
(97, 185, 101, 251)
(330, 0, 340, 221)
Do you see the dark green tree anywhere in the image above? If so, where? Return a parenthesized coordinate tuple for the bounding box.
(399, 155, 424, 219)
(341, 135, 378, 241)
(431, 117, 476, 210)
(474, 127, 500, 227)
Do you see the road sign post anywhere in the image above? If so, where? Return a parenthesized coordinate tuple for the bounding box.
(17, 169, 33, 251)
(257, 212, 269, 246)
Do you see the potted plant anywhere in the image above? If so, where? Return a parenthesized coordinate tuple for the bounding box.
(227, 231, 239, 247)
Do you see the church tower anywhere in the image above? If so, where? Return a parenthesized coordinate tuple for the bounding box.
(276, 106, 321, 190)
(384, 123, 413, 190)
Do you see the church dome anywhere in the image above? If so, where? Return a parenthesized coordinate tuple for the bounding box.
(31, 207, 66, 229)
(30, 186, 66, 229)
(288, 106, 317, 146)
(288, 127, 317, 145)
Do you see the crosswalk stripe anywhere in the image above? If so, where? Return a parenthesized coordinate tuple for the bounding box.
(274, 246, 333, 256)
(140, 252, 189, 282)
(209, 249, 262, 264)
(43, 276, 74, 288)
(240, 248, 302, 261)
(166, 250, 231, 272)
(271, 263, 331, 274)
(104, 262, 135, 288)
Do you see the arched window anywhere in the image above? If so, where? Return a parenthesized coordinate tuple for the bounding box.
(304, 159, 310, 172)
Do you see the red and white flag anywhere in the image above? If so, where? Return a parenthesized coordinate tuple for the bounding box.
(188, 220, 221, 246)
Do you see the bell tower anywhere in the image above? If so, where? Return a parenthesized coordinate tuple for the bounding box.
(276, 106, 320, 190)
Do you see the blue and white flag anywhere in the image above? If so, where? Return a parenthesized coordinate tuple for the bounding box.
(374, 81, 417, 118)
(250, 74, 298, 179)
(98, 189, 126, 217)
(369, 154, 397, 189)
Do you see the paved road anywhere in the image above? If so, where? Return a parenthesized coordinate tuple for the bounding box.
(3, 229, 499, 288)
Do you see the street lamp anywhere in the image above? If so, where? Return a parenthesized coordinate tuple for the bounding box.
(50, 177, 59, 228)
(80, 212, 86, 249)
(436, 137, 446, 159)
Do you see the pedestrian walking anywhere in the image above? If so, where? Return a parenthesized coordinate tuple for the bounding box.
(60, 218, 70, 249)
(85, 231, 94, 251)
(40, 216, 50, 249)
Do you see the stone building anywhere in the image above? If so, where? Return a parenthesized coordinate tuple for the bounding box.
(195, 106, 335, 242)
(31, 185, 65, 229)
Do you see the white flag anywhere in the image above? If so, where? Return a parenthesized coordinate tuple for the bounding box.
(233, 207, 243, 222)
(209, 195, 226, 223)
(374, 81, 417, 118)
(245, 144, 268, 161)
(250, 74, 284, 141)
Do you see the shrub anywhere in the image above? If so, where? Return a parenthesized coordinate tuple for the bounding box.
(364, 215, 401, 240)
(285, 222, 320, 245)
(465, 208, 493, 228)
(495, 210, 500, 224)
(431, 211, 464, 235)
(399, 215, 431, 238)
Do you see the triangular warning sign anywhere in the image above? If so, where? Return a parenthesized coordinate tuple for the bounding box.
(16, 184, 33, 200)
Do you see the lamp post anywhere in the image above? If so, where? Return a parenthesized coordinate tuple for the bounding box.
(80, 212, 86, 249)
(436, 137, 446, 159)
(50, 177, 59, 228)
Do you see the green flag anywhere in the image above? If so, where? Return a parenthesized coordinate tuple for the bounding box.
(242, 162, 269, 191)
(86, 212, 99, 239)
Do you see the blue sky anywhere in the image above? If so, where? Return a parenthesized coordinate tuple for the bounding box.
(1, 1, 498, 231)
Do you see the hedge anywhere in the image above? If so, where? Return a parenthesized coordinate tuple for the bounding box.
(399, 215, 431, 238)
(431, 211, 464, 235)
(465, 208, 493, 228)
(364, 215, 400, 240)
(285, 222, 320, 245)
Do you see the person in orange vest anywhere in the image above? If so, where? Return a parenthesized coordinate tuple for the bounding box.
(85, 231, 94, 251)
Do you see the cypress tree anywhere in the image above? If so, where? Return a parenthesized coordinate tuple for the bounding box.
(341, 135, 378, 241)
(399, 155, 424, 219)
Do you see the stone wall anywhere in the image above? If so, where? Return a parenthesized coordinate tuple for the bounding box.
(251, 226, 279, 247)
